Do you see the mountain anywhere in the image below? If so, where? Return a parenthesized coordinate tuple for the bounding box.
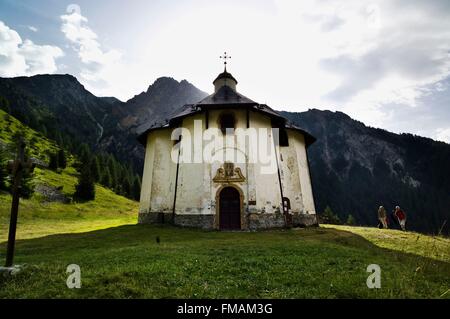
(0, 74, 114, 146)
(0, 74, 448, 234)
(96, 77, 207, 165)
(0, 75, 207, 168)
(282, 110, 450, 234)
(118, 77, 207, 131)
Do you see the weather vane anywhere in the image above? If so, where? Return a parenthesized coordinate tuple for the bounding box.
(220, 51, 231, 71)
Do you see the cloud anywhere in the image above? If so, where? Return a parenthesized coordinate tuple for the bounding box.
(0, 20, 63, 77)
(28, 26, 38, 32)
(313, 0, 450, 112)
(60, 9, 122, 94)
(435, 128, 450, 143)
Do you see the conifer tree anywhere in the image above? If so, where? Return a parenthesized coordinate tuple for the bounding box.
(48, 152, 58, 170)
(78, 143, 91, 163)
(122, 176, 131, 197)
(321, 206, 342, 225)
(57, 149, 67, 169)
(0, 145, 7, 191)
(0, 96, 10, 113)
(9, 132, 35, 198)
(132, 175, 141, 201)
(100, 167, 112, 188)
(74, 164, 95, 201)
(346, 214, 355, 226)
(90, 156, 101, 182)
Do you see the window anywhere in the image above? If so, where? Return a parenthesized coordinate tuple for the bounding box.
(283, 197, 291, 213)
(219, 113, 235, 134)
(279, 128, 289, 147)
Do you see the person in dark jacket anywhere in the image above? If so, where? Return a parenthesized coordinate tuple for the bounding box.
(394, 206, 407, 231)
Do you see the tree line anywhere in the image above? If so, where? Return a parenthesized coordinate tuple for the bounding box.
(0, 95, 141, 202)
(70, 143, 141, 201)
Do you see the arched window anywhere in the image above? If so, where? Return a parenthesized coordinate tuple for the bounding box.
(219, 113, 235, 134)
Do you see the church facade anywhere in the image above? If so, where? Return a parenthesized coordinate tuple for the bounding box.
(137, 65, 318, 230)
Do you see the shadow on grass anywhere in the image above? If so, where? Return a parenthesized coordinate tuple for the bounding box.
(1, 224, 449, 265)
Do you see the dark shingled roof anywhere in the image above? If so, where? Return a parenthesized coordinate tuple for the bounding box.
(196, 85, 257, 106)
(137, 72, 316, 147)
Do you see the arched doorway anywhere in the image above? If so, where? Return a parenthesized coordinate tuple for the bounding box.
(219, 187, 241, 230)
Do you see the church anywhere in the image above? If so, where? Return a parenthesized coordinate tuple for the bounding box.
(137, 56, 318, 230)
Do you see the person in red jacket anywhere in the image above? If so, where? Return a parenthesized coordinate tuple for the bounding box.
(394, 206, 407, 231)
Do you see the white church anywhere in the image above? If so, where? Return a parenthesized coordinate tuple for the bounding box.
(137, 58, 318, 230)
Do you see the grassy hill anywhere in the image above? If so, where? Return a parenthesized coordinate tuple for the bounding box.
(0, 167, 138, 242)
(0, 108, 59, 162)
(0, 109, 138, 241)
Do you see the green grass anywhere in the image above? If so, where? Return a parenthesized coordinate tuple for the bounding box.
(0, 109, 60, 162)
(0, 167, 138, 242)
(322, 225, 450, 263)
(0, 223, 448, 298)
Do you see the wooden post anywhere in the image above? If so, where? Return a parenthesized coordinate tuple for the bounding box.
(4, 140, 33, 267)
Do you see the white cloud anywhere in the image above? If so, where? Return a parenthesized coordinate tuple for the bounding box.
(0, 20, 63, 77)
(60, 10, 124, 97)
(305, 0, 450, 125)
(28, 26, 38, 32)
(435, 128, 450, 143)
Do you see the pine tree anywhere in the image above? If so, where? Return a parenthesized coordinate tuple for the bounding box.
(122, 177, 131, 197)
(0, 145, 8, 190)
(346, 214, 355, 226)
(107, 156, 118, 191)
(48, 152, 58, 170)
(90, 156, 101, 182)
(55, 132, 64, 146)
(40, 124, 47, 136)
(321, 206, 342, 225)
(0, 96, 10, 113)
(100, 168, 112, 188)
(74, 164, 95, 201)
(57, 149, 67, 169)
(20, 167, 35, 199)
(132, 175, 141, 201)
(8, 133, 35, 198)
(78, 143, 91, 163)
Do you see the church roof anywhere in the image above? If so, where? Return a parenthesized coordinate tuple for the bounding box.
(137, 102, 316, 146)
(137, 69, 316, 147)
(196, 85, 257, 106)
(213, 70, 238, 84)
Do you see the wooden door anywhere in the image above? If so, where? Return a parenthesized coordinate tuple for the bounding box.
(219, 187, 241, 230)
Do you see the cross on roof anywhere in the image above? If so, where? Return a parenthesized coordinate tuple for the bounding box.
(220, 52, 231, 71)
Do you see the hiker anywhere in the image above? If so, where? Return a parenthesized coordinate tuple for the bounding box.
(394, 206, 407, 231)
(377, 206, 388, 229)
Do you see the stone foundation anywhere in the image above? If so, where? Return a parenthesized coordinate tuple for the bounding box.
(174, 214, 215, 229)
(139, 211, 318, 230)
(138, 212, 173, 224)
(247, 212, 286, 230)
(292, 212, 319, 228)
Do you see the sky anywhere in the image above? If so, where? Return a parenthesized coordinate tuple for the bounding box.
(0, 0, 449, 143)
